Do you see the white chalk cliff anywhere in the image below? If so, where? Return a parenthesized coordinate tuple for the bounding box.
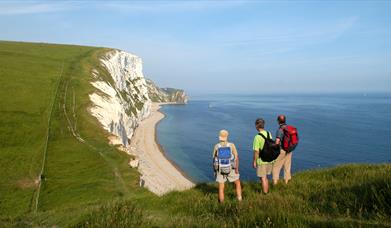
(89, 50, 189, 148)
(89, 50, 152, 147)
(88, 50, 193, 195)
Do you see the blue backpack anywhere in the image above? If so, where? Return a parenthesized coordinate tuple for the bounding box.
(214, 143, 235, 175)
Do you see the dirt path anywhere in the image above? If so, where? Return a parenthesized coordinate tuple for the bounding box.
(34, 62, 64, 213)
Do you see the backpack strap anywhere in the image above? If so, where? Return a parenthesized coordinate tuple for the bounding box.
(215, 144, 221, 158)
(258, 132, 266, 139)
(280, 125, 288, 135)
(258, 132, 270, 140)
(218, 142, 230, 148)
(226, 143, 233, 159)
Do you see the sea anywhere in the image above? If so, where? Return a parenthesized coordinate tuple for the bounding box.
(156, 93, 391, 182)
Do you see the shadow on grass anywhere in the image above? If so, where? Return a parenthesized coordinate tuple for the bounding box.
(194, 183, 217, 195)
(194, 181, 267, 202)
(195, 181, 265, 194)
(243, 181, 262, 193)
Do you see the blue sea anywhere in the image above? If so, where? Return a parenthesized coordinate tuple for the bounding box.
(157, 94, 391, 182)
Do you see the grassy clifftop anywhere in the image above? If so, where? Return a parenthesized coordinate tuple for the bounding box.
(2, 164, 390, 227)
(76, 164, 391, 227)
(0, 41, 147, 219)
(0, 41, 389, 227)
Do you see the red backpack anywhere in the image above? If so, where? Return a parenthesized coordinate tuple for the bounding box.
(281, 125, 299, 153)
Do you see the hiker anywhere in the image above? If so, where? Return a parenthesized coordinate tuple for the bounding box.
(213, 130, 242, 203)
(252, 118, 276, 194)
(272, 115, 299, 185)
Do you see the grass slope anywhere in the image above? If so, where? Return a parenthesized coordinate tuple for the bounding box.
(77, 164, 391, 227)
(0, 41, 390, 227)
(0, 41, 150, 221)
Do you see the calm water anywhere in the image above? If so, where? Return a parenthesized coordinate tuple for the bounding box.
(157, 94, 391, 182)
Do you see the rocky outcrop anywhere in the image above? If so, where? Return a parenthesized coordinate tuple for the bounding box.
(128, 159, 139, 168)
(146, 79, 188, 104)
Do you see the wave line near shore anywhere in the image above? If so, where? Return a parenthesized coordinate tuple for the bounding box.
(129, 103, 194, 195)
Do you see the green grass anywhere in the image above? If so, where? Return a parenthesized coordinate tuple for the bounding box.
(4, 164, 386, 227)
(72, 164, 391, 227)
(0, 41, 150, 219)
(0, 41, 390, 227)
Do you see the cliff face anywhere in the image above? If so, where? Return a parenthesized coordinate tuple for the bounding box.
(146, 79, 188, 104)
(89, 50, 151, 147)
(89, 50, 187, 147)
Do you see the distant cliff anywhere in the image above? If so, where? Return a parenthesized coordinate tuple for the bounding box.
(89, 49, 187, 147)
(146, 79, 188, 104)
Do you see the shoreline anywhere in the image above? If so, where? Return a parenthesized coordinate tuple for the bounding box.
(154, 107, 196, 183)
(128, 102, 194, 195)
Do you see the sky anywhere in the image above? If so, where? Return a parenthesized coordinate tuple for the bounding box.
(0, 1, 390, 95)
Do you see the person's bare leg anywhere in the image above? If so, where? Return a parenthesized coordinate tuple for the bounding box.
(218, 182, 225, 203)
(284, 152, 292, 184)
(272, 150, 285, 185)
(234, 180, 242, 201)
(261, 177, 269, 194)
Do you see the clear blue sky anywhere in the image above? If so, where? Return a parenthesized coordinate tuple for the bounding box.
(1, 1, 390, 94)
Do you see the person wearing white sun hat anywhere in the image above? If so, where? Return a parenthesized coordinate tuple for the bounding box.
(212, 129, 242, 203)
